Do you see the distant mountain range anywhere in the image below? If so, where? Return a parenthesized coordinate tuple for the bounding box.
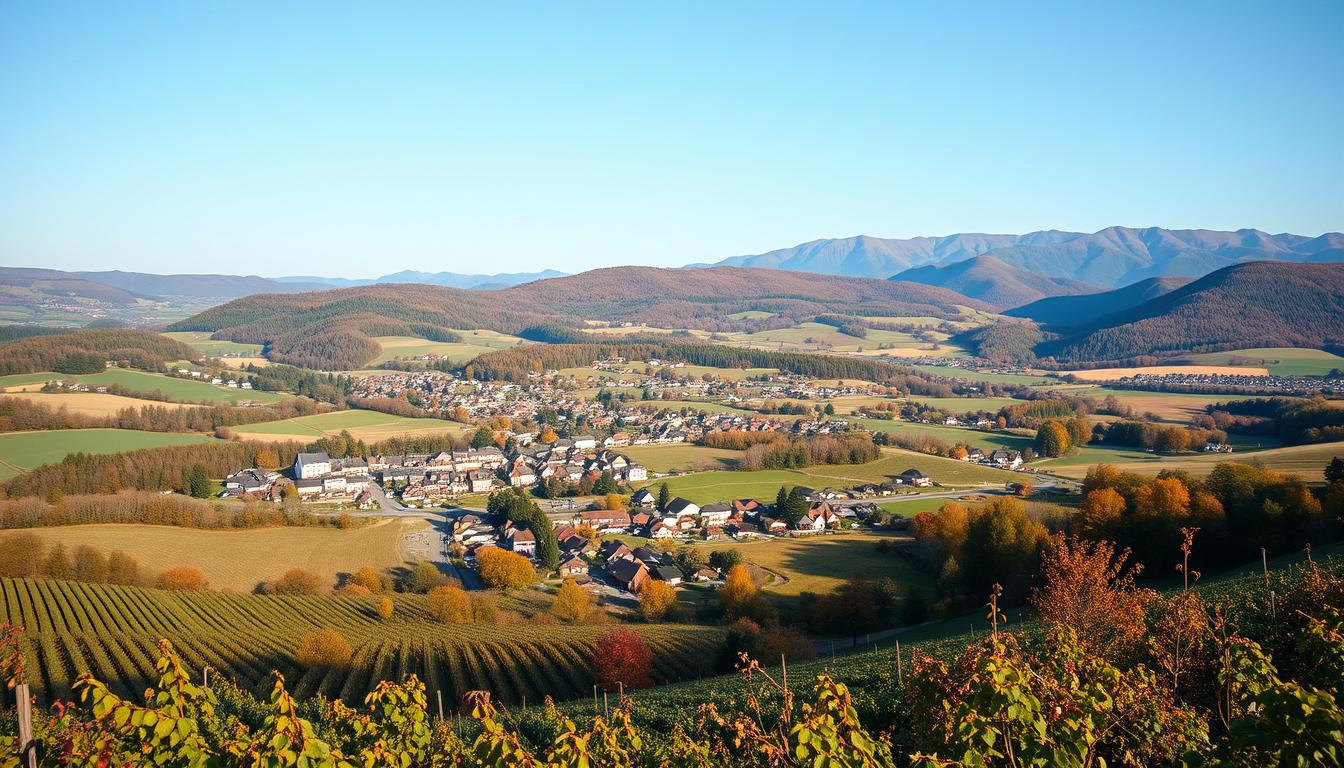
(696, 227, 1344, 288)
(275, 269, 567, 291)
(1039, 262, 1344, 362)
(891, 255, 1099, 309)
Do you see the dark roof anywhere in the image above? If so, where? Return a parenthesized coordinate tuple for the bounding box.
(699, 502, 731, 513)
(652, 565, 683, 581)
(900, 468, 928, 478)
(607, 559, 646, 586)
(666, 497, 697, 514)
(297, 452, 330, 463)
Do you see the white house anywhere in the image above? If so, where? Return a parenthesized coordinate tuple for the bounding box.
(295, 452, 332, 480)
(623, 463, 649, 483)
(573, 435, 598, 450)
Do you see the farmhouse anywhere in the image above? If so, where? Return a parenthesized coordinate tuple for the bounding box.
(899, 468, 932, 487)
(698, 502, 732, 525)
(607, 558, 649, 593)
(506, 528, 537, 557)
(630, 488, 657, 507)
(989, 450, 1023, 469)
(295, 452, 332, 480)
(666, 498, 700, 518)
(559, 555, 588, 577)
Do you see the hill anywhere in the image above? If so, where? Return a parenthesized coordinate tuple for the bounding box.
(275, 269, 567, 290)
(1004, 276, 1191, 327)
(171, 266, 991, 369)
(891, 255, 1098, 309)
(0, 267, 329, 299)
(0, 328, 200, 376)
(1039, 261, 1344, 362)
(697, 227, 1343, 287)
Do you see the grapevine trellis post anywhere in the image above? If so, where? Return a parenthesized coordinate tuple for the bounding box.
(895, 640, 902, 686)
(436, 689, 443, 721)
(16, 682, 35, 768)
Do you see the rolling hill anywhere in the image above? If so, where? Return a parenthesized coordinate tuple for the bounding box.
(1038, 262, 1344, 362)
(275, 269, 567, 290)
(170, 266, 991, 369)
(696, 227, 1343, 287)
(1004, 276, 1191, 327)
(891, 255, 1099, 309)
(0, 267, 330, 299)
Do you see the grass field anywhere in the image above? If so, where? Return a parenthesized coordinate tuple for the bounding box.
(1182, 347, 1344, 377)
(912, 365, 1054, 385)
(372, 331, 523, 366)
(688, 531, 931, 599)
(1062, 365, 1270, 381)
(621, 444, 741, 473)
(232, 409, 470, 442)
(857, 418, 1032, 452)
(709, 322, 972, 357)
(0, 429, 216, 479)
(0, 391, 202, 417)
(1041, 441, 1344, 480)
(19, 519, 417, 592)
(639, 448, 1018, 504)
(726, 310, 776, 320)
(904, 395, 1021, 412)
(641, 399, 760, 416)
(0, 369, 289, 405)
(161, 331, 264, 357)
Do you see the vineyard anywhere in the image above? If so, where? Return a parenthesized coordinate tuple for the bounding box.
(0, 577, 722, 707)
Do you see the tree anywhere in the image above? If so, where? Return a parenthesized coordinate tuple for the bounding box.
(186, 463, 212, 499)
(471, 426, 495, 449)
(73, 545, 108, 582)
(774, 486, 809, 525)
(0, 532, 44, 577)
(1030, 533, 1150, 660)
(657, 482, 671, 511)
(352, 566, 386, 592)
(950, 446, 969, 461)
(426, 583, 473, 623)
(1078, 487, 1127, 535)
(709, 549, 742, 573)
(551, 578, 594, 624)
(42, 543, 73, 579)
(601, 493, 624, 511)
(675, 547, 705, 572)
(639, 579, 677, 621)
(593, 471, 618, 495)
(1034, 420, 1071, 458)
(271, 569, 324, 595)
(157, 566, 207, 591)
(255, 448, 280, 469)
(720, 564, 757, 617)
(408, 561, 448, 593)
(376, 596, 394, 621)
(593, 627, 654, 691)
(296, 627, 353, 669)
(1325, 456, 1344, 487)
(106, 550, 141, 585)
(1153, 426, 1189, 453)
(539, 426, 559, 443)
(477, 548, 538, 591)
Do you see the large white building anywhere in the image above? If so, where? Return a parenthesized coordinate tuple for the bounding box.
(295, 452, 332, 480)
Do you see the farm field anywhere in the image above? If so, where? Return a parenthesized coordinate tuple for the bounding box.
(639, 448, 1019, 504)
(640, 399, 759, 416)
(912, 365, 1054, 385)
(903, 395, 1020, 412)
(1064, 388, 1260, 422)
(0, 391, 202, 417)
(1061, 365, 1270, 381)
(371, 331, 523, 366)
(0, 429, 216, 480)
(878, 495, 965, 518)
(0, 369, 289, 405)
(712, 322, 970, 357)
(1043, 441, 1344, 480)
(856, 418, 1031, 453)
(689, 531, 931, 600)
(17, 519, 417, 592)
(232, 409, 470, 442)
(161, 331, 264, 357)
(726, 310, 775, 320)
(0, 576, 722, 706)
(621, 443, 741, 473)
(1181, 347, 1344, 376)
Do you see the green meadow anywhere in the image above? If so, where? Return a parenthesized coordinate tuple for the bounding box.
(161, 331, 264, 356)
(231, 409, 469, 442)
(0, 429, 216, 480)
(0, 369, 288, 404)
(1182, 347, 1344, 376)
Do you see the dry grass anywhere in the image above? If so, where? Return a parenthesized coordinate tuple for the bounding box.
(0, 392, 201, 417)
(216, 356, 270, 368)
(1061, 365, 1269, 381)
(685, 531, 928, 597)
(18, 518, 420, 592)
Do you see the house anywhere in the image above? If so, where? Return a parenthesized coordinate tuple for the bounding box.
(467, 469, 495, 493)
(796, 502, 839, 532)
(322, 476, 347, 493)
(652, 565, 683, 585)
(646, 521, 676, 539)
(573, 435, 598, 450)
(1204, 442, 1233, 453)
(731, 499, 762, 514)
(698, 502, 732, 525)
(295, 478, 323, 496)
(559, 555, 588, 577)
(578, 509, 631, 530)
(295, 452, 331, 480)
(623, 463, 649, 483)
(599, 541, 633, 562)
(899, 468, 932, 487)
(604, 432, 631, 447)
(989, 450, 1023, 470)
(223, 468, 277, 497)
(630, 488, 657, 508)
(665, 498, 700, 518)
(508, 462, 537, 487)
(607, 559, 649, 593)
(966, 448, 987, 463)
(506, 528, 537, 557)
(632, 546, 670, 567)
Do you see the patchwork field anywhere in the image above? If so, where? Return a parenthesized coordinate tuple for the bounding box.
(688, 531, 931, 599)
(912, 365, 1054, 385)
(1040, 441, 1344, 480)
(231, 409, 470, 442)
(0, 391, 202, 417)
(371, 331, 524, 366)
(16, 518, 417, 592)
(161, 331, 264, 357)
(857, 418, 1032, 453)
(620, 443, 741, 473)
(0, 369, 289, 405)
(0, 429, 216, 479)
(903, 395, 1021, 412)
(1181, 347, 1344, 377)
(1061, 365, 1270, 381)
(639, 448, 1018, 504)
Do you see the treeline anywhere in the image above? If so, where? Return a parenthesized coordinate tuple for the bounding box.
(996, 394, 1094, 428)
(1078, 461, 1342, 570)
(1, 440, 304, 500)
(240, 364, 352, 404)
(1092, 419, 1226, 452)
(701, 430, 783, 450)
(812, 314, 867, 338)
(0, 492, 347, 531)
(910, 496, 1052, 610)
(961, 320, 1043, 365)
(0, 533, 145, 586)
(0, 395, 329, 435)
(1200, 396, 1344, 444)
(0, 328, 198, 375)
(737, 433, 880, 472)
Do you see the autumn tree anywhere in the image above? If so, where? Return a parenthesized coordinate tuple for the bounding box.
(270, 568, 324, 595)
(407, 561, 448, 593)
(43, 543, 73, 579)
(477, 548, 538, 591)
(550, 578, 595, 624)
(639, 579, 677, 621)
(376, 596, 394, 621)
(1078, 487, 1127, 536)
(351, 566, 387, 592)
(719, 563, 758, 617)
(426, 583, 473, 623)
(593, 627, 654, 691)
(1030, 534, 1150, 660)
(470, 425, 494, 449)
(156, 566, 207, 591)
(255, 448, 280, 469)
(539, 426, 558, 443)
(296, 627, 353, 669)
(1034, 420, 1071, 458)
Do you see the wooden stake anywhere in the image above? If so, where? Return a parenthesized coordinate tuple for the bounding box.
(603, 691, 608, 717)
(16, 683, 35, 768)
(593, 685, 599, 714)
(436, 690, 444, 721)
(781, 653, 788, 696)
(1262, 548, 1270, 590)
(895, 640, 903, 686)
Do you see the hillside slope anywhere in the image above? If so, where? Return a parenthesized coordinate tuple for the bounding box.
(699, 227, 1343, 286)
(1039, 262, 1344, 362)
(891, 255, 1098, 309)
(172, 266, 990, 369)
(1004, 276, 1191, 327)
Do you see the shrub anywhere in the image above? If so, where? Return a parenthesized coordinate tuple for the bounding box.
(477, 548, 537, 591)
(376, 596, 394, 621)
(270, 568, 324, 595)
(156, 566, 207, 591)
(296, 627, 353, 669)
(407, 561, 448, 593)
(425, 583, 472, 623)
(593, 627, 653, 692)
(550, 578, 594, 624)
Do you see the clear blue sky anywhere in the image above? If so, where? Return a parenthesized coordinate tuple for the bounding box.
(1, 1, 1341, 277)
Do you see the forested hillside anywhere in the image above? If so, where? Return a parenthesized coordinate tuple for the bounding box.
(1039, 261, 1344, 362)
(171, 267, 990, 369)
(1005, 275, 1190, 327)
(0, 329, 199, 375)
(892, 255, 1098, 308)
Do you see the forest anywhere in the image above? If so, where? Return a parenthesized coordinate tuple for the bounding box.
(0, 329, 198, 375)
(0, 395, 330, 435)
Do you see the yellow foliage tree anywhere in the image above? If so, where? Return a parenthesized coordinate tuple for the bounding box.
(296, 627, 353, 669)
(376, 596, 394, 621)
(539, 426, 559, 443)
(476, 548, 538, 591)
(719, 564, 757, 615)
(550, 578, 594, 624)
(639, 579, 677, 622)
(426, 583, 473, 623)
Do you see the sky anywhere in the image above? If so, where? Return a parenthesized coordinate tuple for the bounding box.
(1, 1, 1341, 278)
